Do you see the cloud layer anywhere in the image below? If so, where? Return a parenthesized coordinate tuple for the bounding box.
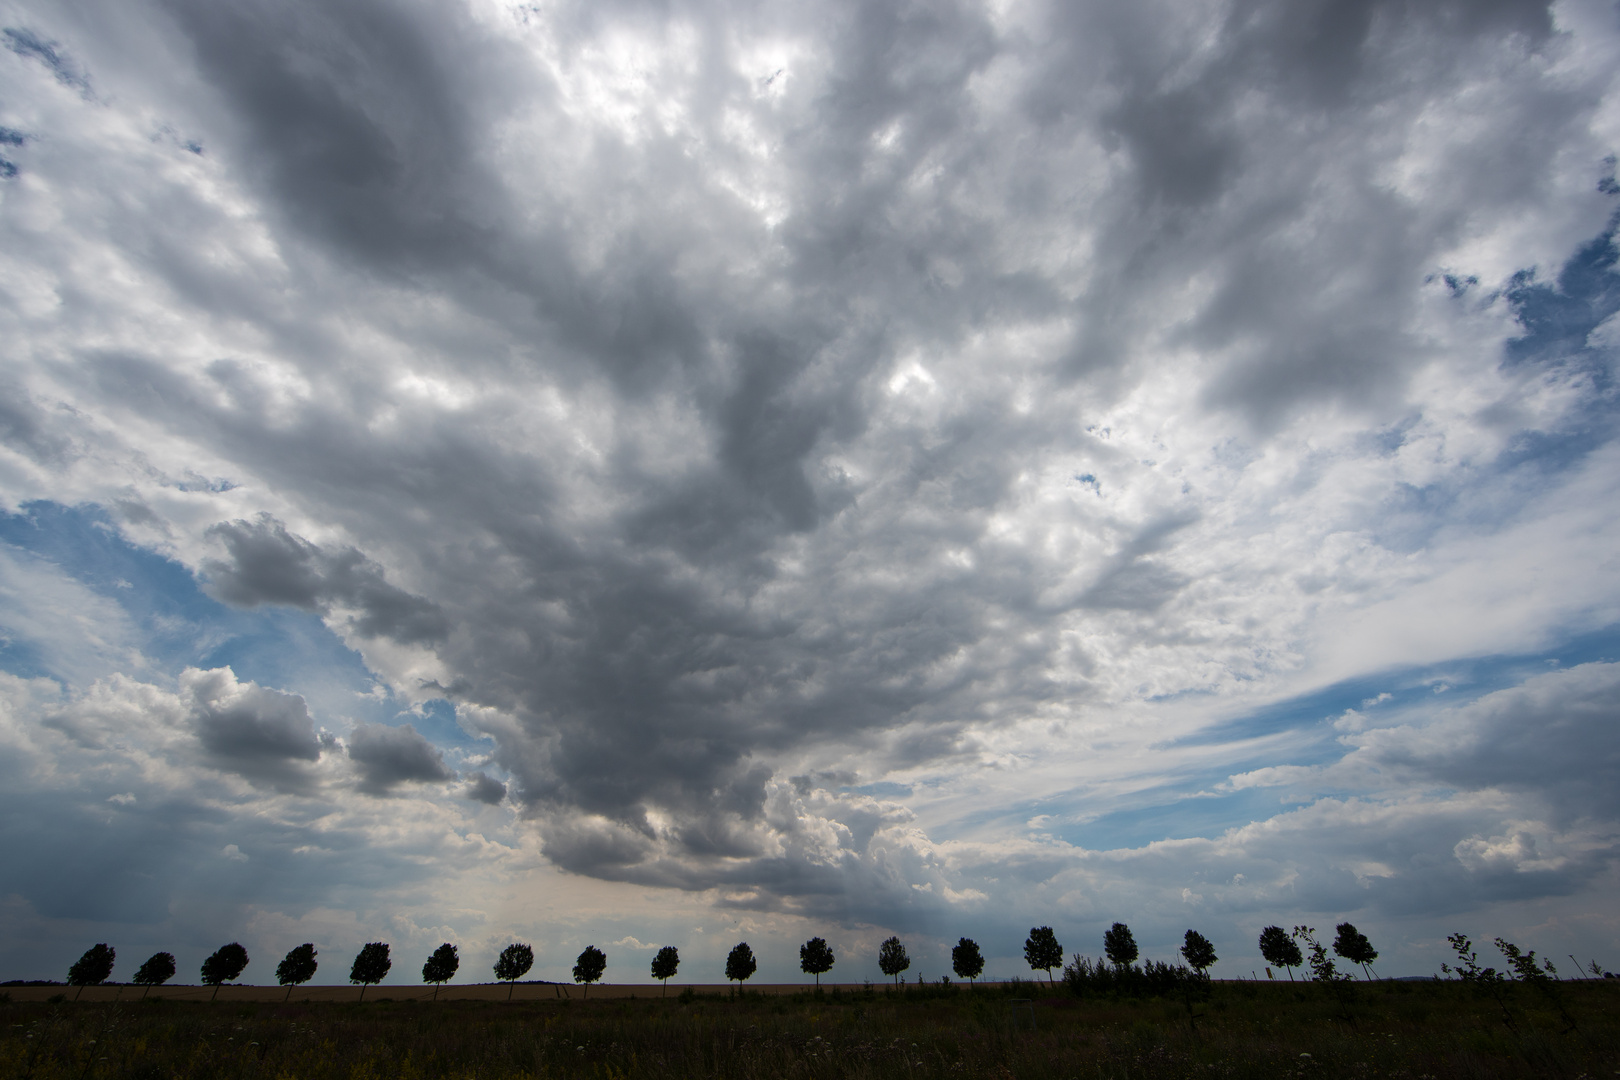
(0, 0, 1618, 980)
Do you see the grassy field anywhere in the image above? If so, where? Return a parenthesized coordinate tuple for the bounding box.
(2, 977, 1615, 1079)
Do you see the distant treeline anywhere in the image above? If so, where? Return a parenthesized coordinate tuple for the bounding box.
(37, 922, 1616, 1000)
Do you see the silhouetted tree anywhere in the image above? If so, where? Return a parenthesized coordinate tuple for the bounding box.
(1103, 923, 1138, 969)
(1181, 930, 1217, 976)
(423, 943, 459, 1000)
(68, 944, 115, 1000)
(1258, 925, 1302, 981)
(573, 946, 606, 998)
(800, 937, 835, 986)
(650, 946, 680, 996)
(1333, 922, 1379, 980)
(725, 942, 757, 991)
(952, 938, 985, 985)
(878, 936, 910, 987)
(201, 943, 249, 1001)
(276, 943, 319, 1002)
(350, 942, 392, 1001)
(132, 952, 175, 999)
(1292, 926, 1351, 984)
(495, 943, 534, 1000)
(1025, 927, 1063, 984)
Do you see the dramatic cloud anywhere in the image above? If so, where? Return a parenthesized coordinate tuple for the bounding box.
(0, 0, 1617, 981)
(347, 721, 456, 794)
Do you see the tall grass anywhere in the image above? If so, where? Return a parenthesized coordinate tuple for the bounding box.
(1, 978, 1614, 1079)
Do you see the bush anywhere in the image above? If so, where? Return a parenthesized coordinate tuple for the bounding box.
(1062, 956, 1199, 998)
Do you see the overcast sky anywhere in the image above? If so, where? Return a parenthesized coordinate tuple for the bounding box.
(2, 0, 1619, 987)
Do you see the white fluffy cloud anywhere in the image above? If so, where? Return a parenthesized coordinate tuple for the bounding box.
(0, 0, 1618, 980)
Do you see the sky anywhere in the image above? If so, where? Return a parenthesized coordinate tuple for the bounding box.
(1, 0, 1619, 989)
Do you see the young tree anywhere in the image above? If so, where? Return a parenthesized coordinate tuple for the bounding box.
(494, 943, 535, 1000)
(952, 938, 985, 985)
(1333, 922, 1379, 980)
(422, 943, 459, 1001)
(1258, 925, 1302, 981)
(725, 942, 757, 991)
(1292, 926, 1350, 984)
(276, 943, 319, 1002)
(1181, 930, 1218, 977)
(67, 944, 115, 1000)
(878, 936, 910, 987)
(132, 952, 176, 999)
(1103, 923, 1138, 969)
(1024, 927, 1064, 984)
(573, 945, 606, 998)
(650, 946, 680, 996)
(201, 943, 250, 1001)
(800, 937, 835, 986)
(350, 942, 392, 1002)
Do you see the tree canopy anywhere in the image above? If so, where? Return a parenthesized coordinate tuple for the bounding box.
(67, 944, 115, 990)
(724, 942, 757, 986)
(1103, 923, 1138, 968)
(878, 936, 910, 985)
(201, 943, 250, 1000)
(132, 952, 176, 995)
(1181, 930, 1218, 975)
(1333, 922, 1379, 979)
(952, 938, 985, 984)
(1025, 927, 1063, 982)
(800, 937, 835, 985)
(1258, 925, 1303, 979)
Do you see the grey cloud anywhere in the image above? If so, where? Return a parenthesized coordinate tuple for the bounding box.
(462, 770, 506, 805)
(4, 0, 1618, 935)
(347, 722, 455, 794)
(0, 383, 72, 464)
(204, 515, 449, 644)
(1353, 662, 1620, 825)
(183, 667, 323, 788)
(3, 26, 92, 94)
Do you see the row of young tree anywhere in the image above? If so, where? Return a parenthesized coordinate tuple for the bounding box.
(50, 924, 1318, 1000)
(61, 941, 611, 1001)
(67, 918, 1598, 999)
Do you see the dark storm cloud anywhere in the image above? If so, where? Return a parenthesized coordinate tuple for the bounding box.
(183, 667, 325, 789)
(347, 721, 455, 793)
(1354, 662, 1620, 826)
(462, 770, 506, 805)
(205, 515, 449, 644)
(4, 0, 1618, 941)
